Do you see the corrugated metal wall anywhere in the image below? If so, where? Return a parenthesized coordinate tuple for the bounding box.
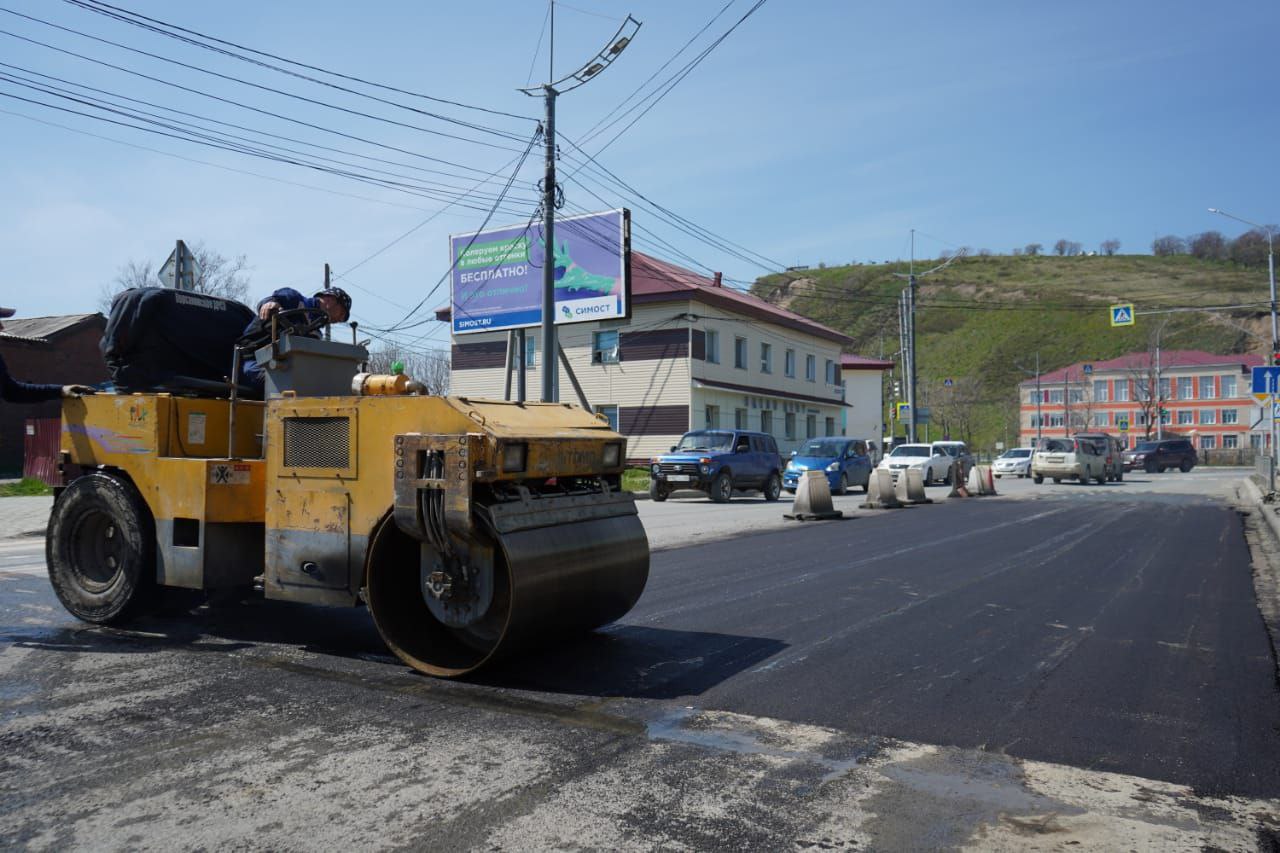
(22, 417, 60, 485)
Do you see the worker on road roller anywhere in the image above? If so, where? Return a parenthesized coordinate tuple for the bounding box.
(48, 287, 649, 677)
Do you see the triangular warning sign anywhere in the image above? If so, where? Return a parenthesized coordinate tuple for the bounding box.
(1110, 305, 1134, 326)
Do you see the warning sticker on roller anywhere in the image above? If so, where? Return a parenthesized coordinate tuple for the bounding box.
(209, 463, 252, 485)
(187, 412, 207, 445)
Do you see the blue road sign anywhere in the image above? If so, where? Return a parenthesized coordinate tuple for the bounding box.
(1110, 304, 1134, 326)
(943, 378, 954, 387)
(1082, 364, 1093, 375)
(1251, 366, 1280, 401)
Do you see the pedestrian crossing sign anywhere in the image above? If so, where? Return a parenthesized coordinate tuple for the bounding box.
(896, 402, 910, 420)
(1110, 304, 1135, 327)
(1117, 418, 1129, 432)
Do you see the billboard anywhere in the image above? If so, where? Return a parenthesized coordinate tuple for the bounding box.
(450, 208, 630, 335)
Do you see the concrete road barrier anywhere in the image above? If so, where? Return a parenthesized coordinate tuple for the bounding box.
(862, 469, 902, 509)
(965, 464, 998, 496)
(784, 470, 843, 520)
(899, 468, 932, 504)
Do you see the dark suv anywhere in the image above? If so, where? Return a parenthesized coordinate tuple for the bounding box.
(650, 429, 783, 503)
(1123, 438, 1197, 473)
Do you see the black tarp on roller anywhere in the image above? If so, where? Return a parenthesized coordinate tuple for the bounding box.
(101, 288, 253, 393)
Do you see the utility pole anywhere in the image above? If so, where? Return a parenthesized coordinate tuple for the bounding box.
(520, 8, 640, 403)
(892, 231, 965, 443)
(1015, 352, 1042, 445)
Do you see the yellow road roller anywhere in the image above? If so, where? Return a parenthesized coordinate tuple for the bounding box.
(46, 289, 649, 677)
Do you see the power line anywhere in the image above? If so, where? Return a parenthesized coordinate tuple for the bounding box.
(0, 26, 510, 180)
(67, 0, 534, 121)
(62, 0, 534, 140)
(582, 0, 769, 157)
(1, 7, 527, 152)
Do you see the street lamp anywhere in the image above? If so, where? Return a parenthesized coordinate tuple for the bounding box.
(1208, 207, 1276, 354)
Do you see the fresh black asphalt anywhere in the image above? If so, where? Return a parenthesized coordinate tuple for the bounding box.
(490, 491, 1280, 799)
(2, 486, 1278, 802)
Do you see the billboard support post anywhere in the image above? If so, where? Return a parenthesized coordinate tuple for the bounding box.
(540, 85, 558, 403)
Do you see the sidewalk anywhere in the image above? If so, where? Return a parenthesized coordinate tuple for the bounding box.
(0, 496, 53, 538)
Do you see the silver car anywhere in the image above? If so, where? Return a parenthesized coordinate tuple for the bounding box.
(992, 447, 1033, 478)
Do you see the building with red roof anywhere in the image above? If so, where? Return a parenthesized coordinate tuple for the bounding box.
(1017, 350, 1266, 453)
(438, 252, 891, 461)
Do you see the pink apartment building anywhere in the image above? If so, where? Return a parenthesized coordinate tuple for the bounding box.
(1018, 350, 1266, 452)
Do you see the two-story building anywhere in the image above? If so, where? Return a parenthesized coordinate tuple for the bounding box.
(1017, 350, 1266, 452)
(439, 252, 875, 462)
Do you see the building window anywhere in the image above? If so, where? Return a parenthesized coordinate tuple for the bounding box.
(1223, 408, 1238, 425)
(1221, 375, 1237, 397)
(1028, 390, 1040, 404)
(734, 336, 747, 370)
(804, 354, 817, 382)
(735, 408, 748, 429)
(1049, 413, 1065, 427)
(705, 405, 720, 428)
(1177, 410, 1194, 425)
(1158, 377, 1171, 399)
(1093, 380, 1108, 402)
(1201, 435, 1217, 450)
(1161, 409, 1172, 425)
(761, 410, 773, 434)
(825, 359, 837, 385)
(785, 349, 796, 378)
(592, 330, 619, 364)
(1252, 433, 1266, 450)
(1199, 409, 1216, 425)
(597, 404, 619, 431)
(1177, 377, 1193, 399)
(784, 412, 796, 439)
(1200, 376, 1216, 399)
(1093, 412, 1108, 427)
(1136, 411, 1148, 426)
(514, 334, 538, 368)
(1029, 415, 1043, 428)
(705, 329, 720, 364)
(1048, 389, 1064, 404)
(805, 414, 817, 438)
(760, 342, 772, 374)
(1115, 381, 1130, 402)
(1070, 412, 1088, 429)
(824, 416, 835, 436)
(1069, 389, 1084, 404)
(1224, 434, 1239, 449)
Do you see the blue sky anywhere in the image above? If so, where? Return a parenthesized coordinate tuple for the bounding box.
(1, 0, 1276, 354)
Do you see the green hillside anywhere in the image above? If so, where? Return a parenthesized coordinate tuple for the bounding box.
(751, 254, 1269, 450)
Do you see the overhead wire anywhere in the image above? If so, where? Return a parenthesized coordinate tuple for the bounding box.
(66, 0, 534, 121)
(62, 0, 535, 139)
(0, 26, 511, 181)
(0, 7, 528, 152)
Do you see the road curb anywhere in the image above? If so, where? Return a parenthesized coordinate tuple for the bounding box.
(1238, 475, 1280, 685)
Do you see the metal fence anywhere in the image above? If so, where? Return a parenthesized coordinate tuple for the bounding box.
(1256, 453, 1275, 487)
(22, 417, 60, 486)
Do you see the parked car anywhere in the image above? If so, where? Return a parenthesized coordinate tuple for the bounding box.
(784, 437, 873, 495)
(649, 429, 783, 503)
(932, 440, 975, 479)
(877, 443, 952, 485)
(1074, 431, 1125, 481)
(1122, 438, 1197, 473)
(992, 447, 1034, 478)
(1031, 437, 1106, 485)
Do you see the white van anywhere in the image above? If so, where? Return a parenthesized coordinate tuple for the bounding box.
(1031, 437, 1106, 485)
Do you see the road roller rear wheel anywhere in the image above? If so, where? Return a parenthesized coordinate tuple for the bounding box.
(46, 472, 155, 624)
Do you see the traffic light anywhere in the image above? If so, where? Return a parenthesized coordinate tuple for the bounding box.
(1272, 352, 1280, 366)
(892, 381, 901, 396)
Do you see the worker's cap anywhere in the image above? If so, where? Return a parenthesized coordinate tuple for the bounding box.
(0, 307, 14, 319)
(314, 287, 351, 316)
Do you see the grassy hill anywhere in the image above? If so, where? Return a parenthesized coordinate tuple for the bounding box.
(751, 254, 1270, 450)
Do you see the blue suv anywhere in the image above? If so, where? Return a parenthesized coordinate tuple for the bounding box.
(650, 429, 784, 503)
(783, 437, 873, 495)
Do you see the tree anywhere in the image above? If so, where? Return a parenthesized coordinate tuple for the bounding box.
(1229, 228, 1274, 268)
(1100, 239, 1121, 256)
(931, 375, 985, 447)
(1024, 243, 1043, 256)
(367, 342, 450, 396)
(1067, 241, 1083, 256)
(1053, 239, 1070, 256)
(1011, 247, 1023, 256)
(1188, 231, 1227, 261)
(99, 241, 252, 311)
(1151, 235, 1186, 256)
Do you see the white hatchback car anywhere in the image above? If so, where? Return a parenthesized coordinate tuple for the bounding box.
(992, 447, 1034, 478)
(877, 443, 952, 485)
